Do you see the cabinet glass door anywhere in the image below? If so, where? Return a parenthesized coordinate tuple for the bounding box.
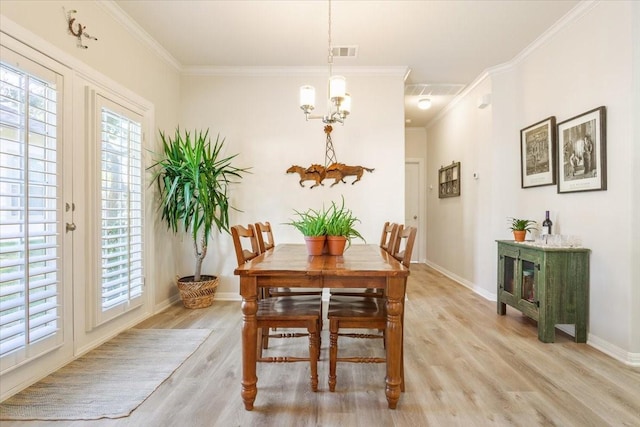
(521, 260, 536, 302)
(502, 255, 516, 295)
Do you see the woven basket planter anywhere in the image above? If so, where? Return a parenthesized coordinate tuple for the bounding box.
(176, 275, 219, 309)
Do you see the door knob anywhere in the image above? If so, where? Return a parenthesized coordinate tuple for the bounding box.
(413, 215, 417, 220)
(66, 222, 76, 232)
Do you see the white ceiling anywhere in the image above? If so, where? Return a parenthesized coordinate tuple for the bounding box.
(112, 0, 580, 127)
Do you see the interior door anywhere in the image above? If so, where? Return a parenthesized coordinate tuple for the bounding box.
(404, 160, 421, 262)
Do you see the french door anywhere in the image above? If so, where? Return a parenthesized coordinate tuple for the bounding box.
(0, 44, 73, 372)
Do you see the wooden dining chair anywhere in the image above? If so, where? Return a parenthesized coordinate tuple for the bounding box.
(231, 224, 321, 391)
(232, 223, 261, 267)
(330, 221, 398, 298)
(254, 221, 322, 349)
(327, 225, 417, 392)
(255, 221, 324, 301)
(254, 221, 275, 253)
(390, 224, 417, 268)
(380, 221, 399, 254)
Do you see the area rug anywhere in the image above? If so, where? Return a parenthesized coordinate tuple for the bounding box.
(0, 328, 211, 420)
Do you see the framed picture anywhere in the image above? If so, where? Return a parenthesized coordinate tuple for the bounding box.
(520, 116, 556, 188)
(438, 161, 460, 198)
(557, 106, 607, 193)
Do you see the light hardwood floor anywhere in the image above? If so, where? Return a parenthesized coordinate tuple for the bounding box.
(5, 264, 639, 426)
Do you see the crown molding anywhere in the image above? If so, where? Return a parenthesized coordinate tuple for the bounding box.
(427, 0, 600, 129)
(97, 0, 182, 72)
(510, 0, 599, 67)
(98, 1, 408, 79)
(182, 65, 409, 77)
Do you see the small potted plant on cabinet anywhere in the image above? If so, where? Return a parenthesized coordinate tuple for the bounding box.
(508, 217, 537, 242)
(325, 197, 365, 255)
(149, 128, 249, 308)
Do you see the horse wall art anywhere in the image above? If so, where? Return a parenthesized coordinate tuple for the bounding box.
(286, 163, 374, 189)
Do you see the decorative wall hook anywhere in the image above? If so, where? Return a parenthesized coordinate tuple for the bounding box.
(65, 8, 98, 49)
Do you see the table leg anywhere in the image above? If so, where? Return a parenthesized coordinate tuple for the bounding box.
(385, 277, 405, 409)
(240, 277, 258, 410)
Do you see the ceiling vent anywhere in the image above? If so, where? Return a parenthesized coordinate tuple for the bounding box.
(404, 83, 465, 97)
(331, 46, 358, 58)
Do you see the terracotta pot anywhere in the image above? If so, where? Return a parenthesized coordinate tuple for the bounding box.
(304, 235, 327, 256)
(513, 230, 527, 242)
(327, 235, 347, 256)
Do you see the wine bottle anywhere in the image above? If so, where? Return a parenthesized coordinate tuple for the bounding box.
(542, 210, 552, 235)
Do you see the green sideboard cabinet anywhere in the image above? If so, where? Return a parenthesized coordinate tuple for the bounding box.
(496, 240, 590, 343)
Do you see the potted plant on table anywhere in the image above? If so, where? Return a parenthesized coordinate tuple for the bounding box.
(325, 197, 365, 255)
(287, 207, 328, 256)
(288, 197, 365, 256)
(508, 217, 538, 242)
(148, 128, 249, 308)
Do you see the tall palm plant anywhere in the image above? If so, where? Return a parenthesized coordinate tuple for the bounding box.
(149, 128, 249, 282)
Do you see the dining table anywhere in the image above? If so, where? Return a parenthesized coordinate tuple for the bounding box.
(234, 243, 410, 410)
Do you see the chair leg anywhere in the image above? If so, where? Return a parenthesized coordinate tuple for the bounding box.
(401, 356, 405, 392)
(257, 327, 264, 359)
(401, 305, 405, 392)
(317, 318, 322, 360)
(328, 319, 338, 392)
(309, 324, 319, 392)
(262, 327, 270, 349)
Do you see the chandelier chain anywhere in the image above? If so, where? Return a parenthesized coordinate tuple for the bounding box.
(328, 0, 333, 75)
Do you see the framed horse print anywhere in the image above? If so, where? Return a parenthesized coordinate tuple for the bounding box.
(557, 106, 607, 193)
(520, 116, 556, 188)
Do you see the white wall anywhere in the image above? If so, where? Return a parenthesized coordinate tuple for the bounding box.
(426, 1, 638, 362)
(405, 128, 427, 159)
(178, 70, 406, 298)
(631, 0, 640, 358)
(426, 77, 495, 298)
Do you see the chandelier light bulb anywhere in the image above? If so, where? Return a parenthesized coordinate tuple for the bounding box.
(341, 93, 351, 115)
(329, 75, 346, 101)
(300, 85, 316, 112)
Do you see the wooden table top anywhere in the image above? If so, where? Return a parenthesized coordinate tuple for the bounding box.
(234, 244, 410, 278)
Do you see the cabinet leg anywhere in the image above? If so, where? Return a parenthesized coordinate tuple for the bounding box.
(575, 321, 587, 343)
(538, 319, 555, 343)
(498, 302, 506, 315)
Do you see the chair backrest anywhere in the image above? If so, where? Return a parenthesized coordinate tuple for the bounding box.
(379, 222, 399, 253)
(391, 225, 417, 268)
(231, 224, 261, 267)
(255, 221, 275, 253)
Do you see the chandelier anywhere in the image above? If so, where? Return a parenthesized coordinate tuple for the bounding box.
(299, 0, 351, 124)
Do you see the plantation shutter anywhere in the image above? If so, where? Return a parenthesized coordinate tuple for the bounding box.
(95, 95, 144, 324)
(0, 50, 64, 366)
